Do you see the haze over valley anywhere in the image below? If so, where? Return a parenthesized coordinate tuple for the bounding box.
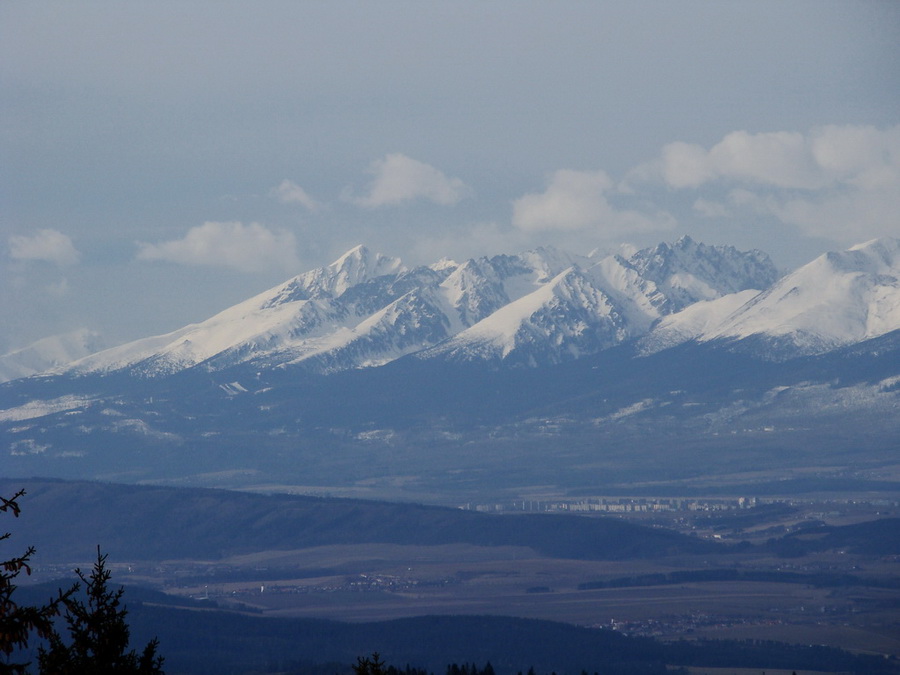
(2, 3, 898, 673)
(2, 236, 898, 505)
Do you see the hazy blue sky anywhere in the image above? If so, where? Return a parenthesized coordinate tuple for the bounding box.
(2, 1, 898, 351)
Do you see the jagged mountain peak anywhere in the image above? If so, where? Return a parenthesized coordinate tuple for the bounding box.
(642, 236, 900, 358)
(627, 237, 779, 312)
(707, 236, 900, 353)
(585, 254, 666, 333)
(299, 245, 405, 299)
(831, 236, 900, 273)
(332, 243, 402, 276)
(425, 265, 626, 365)
(258, 245, 405, 309)
(435, 247, 586, 330)
(64, 246, 406, 376)
(430, 257, 460, 272)
(849, 236, 900, 254)
(630, 235, 771, 271)
(516, 245, 590, 283)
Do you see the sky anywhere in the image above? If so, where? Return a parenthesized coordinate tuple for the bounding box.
(2, 1, 899, 353)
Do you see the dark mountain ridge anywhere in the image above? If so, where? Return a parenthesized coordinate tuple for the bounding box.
(0, 478, 719, 563)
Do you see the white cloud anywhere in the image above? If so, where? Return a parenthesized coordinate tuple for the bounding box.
(270, 179, 321, 210)
(637, 124, 900, 192)
(810, 124, 900, 188)
(408, 220, 530, 266)
(692, 198, 730, 219)
(512, 169, 676, 235)
(513, 170, 612, 231)
(739, 183, 900, 243)
(654, 131, 821, 190)
(136, 221, 300, 273)
(349, 153, 471, 208)
(657, 141, 716, 189)
(8, 229, 80, 265)
(630, 124, 900, 244)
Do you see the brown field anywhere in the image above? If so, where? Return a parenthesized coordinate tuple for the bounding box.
(27, 493, 896, 660)
(127, 540, 900, 658)
(685, 669, 855, 675)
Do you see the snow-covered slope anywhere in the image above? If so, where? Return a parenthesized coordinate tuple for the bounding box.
(61, 246, 580, 376)
(638, 290, 762, 355)
(585, 255, 667, 334)
(28, 237, 788, 379)
(426, 237, 780, 365)
(638, 237, 900, 358)
(705, 238, 899, 355)
(0, 329, 105, 383)
(5, 239, 899, 500)
(426, 266, 626, 365)
(627, 236, 779, 312)
(67, 246, 408, 376)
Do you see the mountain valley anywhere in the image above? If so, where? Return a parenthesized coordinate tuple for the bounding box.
(5, 478, 899, 674)
(1, 237, 898, 502)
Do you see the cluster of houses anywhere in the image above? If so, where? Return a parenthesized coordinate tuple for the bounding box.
(463, 496, 758, 513)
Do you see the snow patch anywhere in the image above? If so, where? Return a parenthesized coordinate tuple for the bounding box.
(9, 439, 50, 456)
(0, 395, 94, 422)
(220, 381, 249, 395)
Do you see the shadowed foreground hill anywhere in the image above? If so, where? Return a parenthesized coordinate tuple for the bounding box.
(0, 478, 719, 563)
(127, 606, 900, 675)
(771, 516, 900, 556)
(14, 584, 898, 675)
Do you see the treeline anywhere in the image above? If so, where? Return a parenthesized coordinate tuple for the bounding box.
(291, 657, 676, 675)
(577, 567, 900, 590)
(125, 607, 676, 675)
(13, 581, 898, 675)
(665, 638, 897, 674)
(258, 661, 501, 675)
(123, 601, 896, 675)
(285, 646, 898, 675)
(765, 518, 900, 557)
(350, 654, 498, 675)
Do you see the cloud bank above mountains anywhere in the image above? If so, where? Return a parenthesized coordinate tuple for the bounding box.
(3, 122, 897, 345)
(4, 123, 897, 349)
(347, 153, 472, 208)
(1, 2, 897, 351)
(270, 180, 322, 212)
(119, 123, 896, 274)
(631, 125, 900, 242)
(511, 169, 675, 235)
(136, 222, 300, 274)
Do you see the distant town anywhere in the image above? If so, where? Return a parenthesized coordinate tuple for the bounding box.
(460, 495, 899, 515)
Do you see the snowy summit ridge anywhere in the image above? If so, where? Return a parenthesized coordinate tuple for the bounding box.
(13, 236, 900, 381)
(642, 236, 900, 357)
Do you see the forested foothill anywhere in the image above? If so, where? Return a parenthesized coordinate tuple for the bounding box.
(3, 480, 899, 675)
(1, 489, 162, 674)
(12, 587, 896, 675)
(0, 479, 720, 563)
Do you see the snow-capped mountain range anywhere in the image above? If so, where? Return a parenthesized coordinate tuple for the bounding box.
(30, 236, 900, 379)
(26, 236, 783, 379)
(2, 236, 898, 498)
(642, 237, 900, 357)
(4, 236, 898, 383)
